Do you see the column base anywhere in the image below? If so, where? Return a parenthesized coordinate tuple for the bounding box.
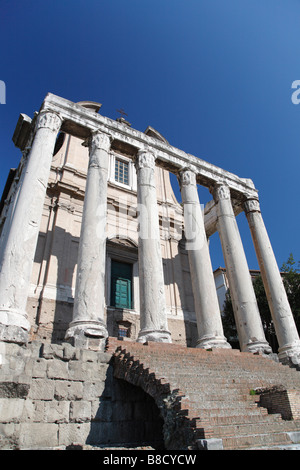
(0, 308, 30, 344)
(196, 334, 232, 350)
(242, 339, 272, 355)
(278, 341, 300, 369)
(137, 328, 172, 344)
(65, 321, 108, 351)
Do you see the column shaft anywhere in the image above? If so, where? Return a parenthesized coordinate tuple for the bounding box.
(65, 131, 110, 346)
(135, 150, 171, 343)
(180, 169, 231, 349)
(245, 198, 300, 365)
(0, 111, 62, 343)
(212, 183, 271, 354)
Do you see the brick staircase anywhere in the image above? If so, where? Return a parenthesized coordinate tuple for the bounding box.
(107, 338, 300, 450)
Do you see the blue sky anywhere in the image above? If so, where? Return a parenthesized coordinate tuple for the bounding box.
(0, 0, 299, 271)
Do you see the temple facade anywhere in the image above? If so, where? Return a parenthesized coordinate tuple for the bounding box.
(0, 93, 299, 367)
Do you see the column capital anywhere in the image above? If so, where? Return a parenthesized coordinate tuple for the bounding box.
(243, 197, 261, 214)
(179, 167, 197, 187)
(84, 130, 112, 154)
(211, 182, 231, 203)
(135, 149, 156, 170)
(36, 111, 62, 133)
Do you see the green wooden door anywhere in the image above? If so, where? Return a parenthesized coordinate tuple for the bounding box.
(111, 261, 132, 309)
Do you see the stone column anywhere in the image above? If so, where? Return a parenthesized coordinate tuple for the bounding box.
(135, 149, 171, 343)
(244, 197, 300, 365)
(179, 169, 231, 349)
(212, 183, 271, 354)
(65, 131, 111, 348)
(0, 111, 62, 344)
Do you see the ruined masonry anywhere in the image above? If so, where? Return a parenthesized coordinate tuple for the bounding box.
(0, 93, 300, 449)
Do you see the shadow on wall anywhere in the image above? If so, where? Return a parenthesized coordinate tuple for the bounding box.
(86, 367, 165, 449)
(32, 223, 198, 346)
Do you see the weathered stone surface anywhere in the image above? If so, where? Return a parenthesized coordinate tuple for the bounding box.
(70, 400, 91, 423)
(19, 423, 59, 449)
(197, 438, 224, 450)
(58, 422, 91, 447)
(54, 380, 83, 401)
(28, 378, 55, 400)
(0, 398, 25, 423)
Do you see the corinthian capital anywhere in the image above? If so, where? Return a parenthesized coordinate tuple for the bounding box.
(88, 131, 111, 155)
(179, 168, 197, 187)
(244, 198, 261, 214)
(212, 183, 231, 203)
(36, 111, 62, 133)
(135, 149, 156, 171)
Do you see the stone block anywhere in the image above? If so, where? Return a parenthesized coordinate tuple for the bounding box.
(44, 400, 70, 423)
(19, 423, 59, 449)
(22, 399, 45, 422)
(0, 382, 30, 398)
(47, 358, 69, 380)
(68, 360, 105, 381)
(28, 378, 55, 400)
(0, 398, 24, 422)
(0, 423, 20, 449)
(197, 438, 224, 450)
(70, 400, 91, 423)
(91, 400, 113, 421)
(82, 380, 106, 400)
(54, 380, 83, 400)
(86, 421, 114, 446)
(58, 422, 91, 447)
(31, 358, 48, 378)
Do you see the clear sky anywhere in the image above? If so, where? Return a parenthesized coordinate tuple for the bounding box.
(0, 0, 299, 271)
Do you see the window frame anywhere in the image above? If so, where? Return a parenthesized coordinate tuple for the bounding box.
(108, 153, 137, 191)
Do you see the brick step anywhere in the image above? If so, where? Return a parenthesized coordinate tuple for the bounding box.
(196, 412, 283, 426)
(180, 402, 267, 416)
(222, 430, 294, 450)
(111, 340, 300, 450)
(204, 418, 300, 439)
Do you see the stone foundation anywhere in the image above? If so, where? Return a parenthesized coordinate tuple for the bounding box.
(0, 341, 164, 450)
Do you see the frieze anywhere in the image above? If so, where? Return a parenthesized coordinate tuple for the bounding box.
(41, 93, 259, 199)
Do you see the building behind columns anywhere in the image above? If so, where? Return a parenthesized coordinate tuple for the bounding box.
(0, 100, 198, 347)
(0, 93, 300, 367)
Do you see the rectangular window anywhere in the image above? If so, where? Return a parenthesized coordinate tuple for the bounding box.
(115, 158, 129, 185)
(118, 327, 129, 339)
(110, 260, 133, 309)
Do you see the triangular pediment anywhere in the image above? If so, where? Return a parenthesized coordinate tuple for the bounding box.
(144, 126, 169, 144)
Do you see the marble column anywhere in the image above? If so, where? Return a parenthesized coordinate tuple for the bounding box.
(244, 197, 300, 365)
(212, 183, 271, 354)
(135, 149, 171, 343)
(0, 111, 62, 343)
(179, 169, 231, 349)
(65, 131, 111, 347)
